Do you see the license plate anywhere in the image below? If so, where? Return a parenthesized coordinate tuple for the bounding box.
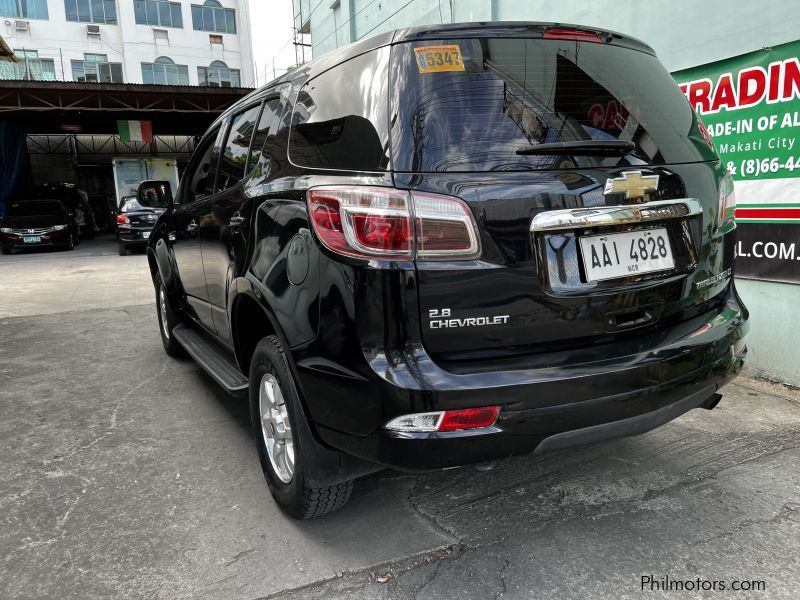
(579, 228, 674, 282)
(143, 232, 150, 239)
(23, 236, 41, 243)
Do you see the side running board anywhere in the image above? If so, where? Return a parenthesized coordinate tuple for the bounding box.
(172, 324, 249, 396)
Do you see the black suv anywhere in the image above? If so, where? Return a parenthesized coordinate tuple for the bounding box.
(145, 23, 748, 519)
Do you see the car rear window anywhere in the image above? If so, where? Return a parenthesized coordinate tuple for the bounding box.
(390, 37, 716, 172)
(120, 199, 144, 213)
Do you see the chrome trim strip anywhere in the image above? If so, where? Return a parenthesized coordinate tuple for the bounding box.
(530, 199, 702, 233)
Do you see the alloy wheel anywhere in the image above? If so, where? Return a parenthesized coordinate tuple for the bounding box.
(159, 286, 170, 340)
(259, 373, 295, 483)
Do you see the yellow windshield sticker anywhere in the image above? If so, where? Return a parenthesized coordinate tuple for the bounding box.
(414, 45, 464, 73)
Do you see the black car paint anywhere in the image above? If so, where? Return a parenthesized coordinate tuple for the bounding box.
(147, 23, 748, 472)
(117, 198, 164, 250)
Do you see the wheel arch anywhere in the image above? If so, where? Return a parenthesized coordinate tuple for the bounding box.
(147, 236, 177, 294)
(230, 287, 285, 375)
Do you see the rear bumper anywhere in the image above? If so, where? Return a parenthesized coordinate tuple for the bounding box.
(118, 230, 151, 246)
(310, 294, 748, 471)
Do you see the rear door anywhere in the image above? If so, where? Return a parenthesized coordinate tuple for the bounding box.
(198, 100, 265, 343)
(390, 33, 730, 360)
(171, 126, 222, 331)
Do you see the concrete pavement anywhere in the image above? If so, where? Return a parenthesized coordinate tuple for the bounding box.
(0, 239, 798, 599)
(0, 236, 152, 318)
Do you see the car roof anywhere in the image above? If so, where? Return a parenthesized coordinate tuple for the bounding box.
(392, 21, 654, 53)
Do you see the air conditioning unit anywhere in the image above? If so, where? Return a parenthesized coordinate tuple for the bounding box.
(15, 20, 30, 32)
(87, 24, 101, 36)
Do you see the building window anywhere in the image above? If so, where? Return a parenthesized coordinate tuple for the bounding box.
(134, 0, 183, 28)
(0, 49, 56, 80)
(64, 0, 117, 24)
(191, 0, 235, 34)
(198, 60, 240, 87)
(142, 56, 189, 85)
(72, 54, 124, 83)
(0, 0, 49, 19)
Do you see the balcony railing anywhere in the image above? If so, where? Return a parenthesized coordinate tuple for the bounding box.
(0, 58, 57, 81)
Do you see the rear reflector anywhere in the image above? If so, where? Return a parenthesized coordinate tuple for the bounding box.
(308, 186, 480, 261)
(384, 406, 500, 433)
(543, 29, 603, 43)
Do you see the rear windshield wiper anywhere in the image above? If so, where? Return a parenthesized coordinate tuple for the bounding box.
(516, 140, 636, 155)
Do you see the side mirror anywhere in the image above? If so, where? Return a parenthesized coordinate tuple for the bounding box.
(137, 180, 173, 209)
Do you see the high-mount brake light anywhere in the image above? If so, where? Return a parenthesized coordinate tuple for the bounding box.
(308, 187, 480, 261)
(383, 406, 500, 433)
(543, 29, 603, 43)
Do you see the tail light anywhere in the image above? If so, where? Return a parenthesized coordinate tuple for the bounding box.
(117, 214, 130, 224)
(543, 29, 603, 43)
(308, 187, 480, 261)
(718, 172, 736, 228)
(384, 406, 500, 433)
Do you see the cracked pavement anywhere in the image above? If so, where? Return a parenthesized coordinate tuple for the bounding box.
(1, 241, 799, 599)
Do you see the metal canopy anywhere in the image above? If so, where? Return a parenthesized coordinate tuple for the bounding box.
(0, 81, 253, 135)
(0, 36, 15, 61)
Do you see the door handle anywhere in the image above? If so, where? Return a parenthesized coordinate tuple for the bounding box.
(187, 220, 197, 232)
(228, 215, 245, 227)
(530, 199, 701, 233)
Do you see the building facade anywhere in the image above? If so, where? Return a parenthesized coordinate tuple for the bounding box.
(293, 0, 800, 73)
(291, 0, 800, 387)
(0, 0, 254, 86)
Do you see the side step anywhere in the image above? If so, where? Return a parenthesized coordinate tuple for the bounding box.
(172, 324, 249, 396)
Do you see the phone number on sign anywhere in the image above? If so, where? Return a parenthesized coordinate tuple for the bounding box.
(731, 157, 800, 177)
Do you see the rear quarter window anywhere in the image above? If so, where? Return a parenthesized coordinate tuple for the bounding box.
(288, 48, 391, 172)
(390, 37, 717, 172)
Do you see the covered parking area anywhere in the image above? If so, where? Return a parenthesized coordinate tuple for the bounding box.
(0, 80, 250, 242)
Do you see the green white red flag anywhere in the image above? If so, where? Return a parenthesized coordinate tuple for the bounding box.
(117, 120, 153, 143)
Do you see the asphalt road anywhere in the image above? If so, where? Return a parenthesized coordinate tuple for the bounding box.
(1, 239, 799, 599)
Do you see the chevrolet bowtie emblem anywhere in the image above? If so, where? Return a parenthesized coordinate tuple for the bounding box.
(604, 171, 659, 201)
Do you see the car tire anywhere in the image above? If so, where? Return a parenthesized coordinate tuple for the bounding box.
(118, 244, 127, 256)
(155, 273, 186, 357)
(249, 335, 353, 519)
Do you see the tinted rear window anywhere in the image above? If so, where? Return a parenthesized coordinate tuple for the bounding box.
(120, 198, 144, 212)
(288, 48, 391, 172)
(390, 38, 715, 172)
